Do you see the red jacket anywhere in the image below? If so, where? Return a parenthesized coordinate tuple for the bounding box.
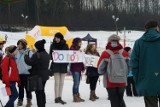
(97, 42, 128, 88)
(2, 56, 20, 86)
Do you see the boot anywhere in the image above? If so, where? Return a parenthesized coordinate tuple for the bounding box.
(26, 99, 32, 107)
(59, 97, 67, 105)
(93, 91, 99, 99)
(89, 91, 95, 101)
(77, 93, 85, 102)
(73, 94, 81, 102)
(17, 99, 23, 106)
(55, 98, 60, 103)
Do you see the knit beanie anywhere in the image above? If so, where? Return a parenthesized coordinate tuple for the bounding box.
(108, 34, 121, 42)
(72, 38, 82, 45)
(35, 39, 46, 50)
(145, 20, 159, 29)
(54, 33, 64, 40)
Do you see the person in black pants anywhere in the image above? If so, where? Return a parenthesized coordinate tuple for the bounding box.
(124, 47, 138, 97)
(85, 44, 99, 101)
(24, 39, 50, 107)
(16, 39, 33, 107)
(107, 87, 126, 107)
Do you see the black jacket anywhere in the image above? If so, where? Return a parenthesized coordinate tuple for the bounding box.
(24, 51, 50, 81)
(49, 40, 69, 74)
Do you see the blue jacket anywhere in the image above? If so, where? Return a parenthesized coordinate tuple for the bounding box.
(16, 49, 32, 75)
(131, 29, 160, 96)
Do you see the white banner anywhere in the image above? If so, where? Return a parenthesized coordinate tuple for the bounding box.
(52, 50, 99, 67)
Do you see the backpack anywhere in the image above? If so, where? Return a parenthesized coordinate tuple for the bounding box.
(106, 49, 128, 83)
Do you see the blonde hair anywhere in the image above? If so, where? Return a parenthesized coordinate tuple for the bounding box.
(85, 44, 98, 55)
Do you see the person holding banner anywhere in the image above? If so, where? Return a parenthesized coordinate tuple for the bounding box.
(85, 44, 99, 101)
(49, 33, 69, 105)
(70, 37, 85, 102)
(1, 45, 20, 107)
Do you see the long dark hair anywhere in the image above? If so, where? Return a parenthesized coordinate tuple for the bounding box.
(85, 44, 98, 55)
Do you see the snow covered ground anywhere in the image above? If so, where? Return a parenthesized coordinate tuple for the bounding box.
(0, 77, 144, 107)
(0, 30, 145, 107)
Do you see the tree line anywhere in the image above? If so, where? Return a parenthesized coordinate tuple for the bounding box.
(0, 0, 160, 31)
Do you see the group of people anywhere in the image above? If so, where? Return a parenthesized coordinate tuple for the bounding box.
(0, 20, 160, 107)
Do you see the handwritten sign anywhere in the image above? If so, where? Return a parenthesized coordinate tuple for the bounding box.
(52, 51, 99, 67)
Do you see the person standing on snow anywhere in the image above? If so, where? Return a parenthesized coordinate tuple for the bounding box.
(24, 39, 50, 107)
(70, 38, 85, 102)
(124, 47, 138, 97)
(98, 34, 128, 107)
(85, 44, 99, 101)
(2, 45, 20, 107)
(49, 33, 69, 105)
(16, 39, 33, 107)
(131, 20, 160, 107)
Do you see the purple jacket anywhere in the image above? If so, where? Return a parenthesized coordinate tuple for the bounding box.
(70, 45, 85, 72)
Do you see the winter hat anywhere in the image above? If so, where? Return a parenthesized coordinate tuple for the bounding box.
(17, 39, 27, 49)
(124, 47, 131, 52)
(108, 34, 121, 42)
(145, 20, 159, 29)
(72, 38, 82, 45)
(35, 39, 46, 50)
(54, 33, 64, 40)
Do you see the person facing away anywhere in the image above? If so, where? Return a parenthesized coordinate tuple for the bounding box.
(24, 39, 50, 107)
(124, 47, 138, 97)
(85, 44, 99, 101)
(2, 45, 20, 107)
(49, 33, 69, 104)
(131, 20, 160, 107)
(97, 34, 128, 107)
(16, 39, 33, 107)
(70, 37, 85, 102)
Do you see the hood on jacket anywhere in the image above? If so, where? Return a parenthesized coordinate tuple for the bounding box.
(141, 29, 160, 42)
(106, 42, 123, 51)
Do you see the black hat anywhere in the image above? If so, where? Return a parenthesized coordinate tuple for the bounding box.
(35, 39, 46, 50)
(124, 47, 131, 52)
(55, 33, 64, 40)
(145, 20, 159, 29)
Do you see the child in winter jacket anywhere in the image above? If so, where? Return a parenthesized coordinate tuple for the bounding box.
(2, 45, 20, 107)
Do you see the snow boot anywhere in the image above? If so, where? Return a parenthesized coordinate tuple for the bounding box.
(26, 99, 32, 107)
(55, 98, 60, 103)
(89, 91, 95, 101)
(77, 93, 85, 102)
(73, 94, 81, 102)
(59, 97, 67, 105)
(17, 99, 23, 106)
(93, 91, 99, 99)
